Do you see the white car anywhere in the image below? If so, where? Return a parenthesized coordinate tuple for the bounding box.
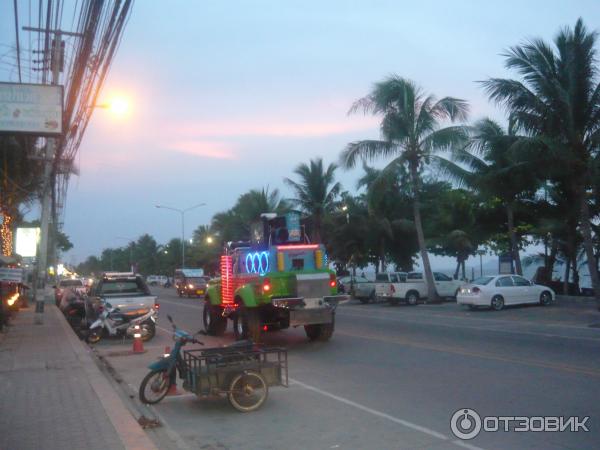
(457, 275, 555, 311)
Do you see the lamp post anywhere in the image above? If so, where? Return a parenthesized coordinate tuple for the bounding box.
(155, 203, 206, 268)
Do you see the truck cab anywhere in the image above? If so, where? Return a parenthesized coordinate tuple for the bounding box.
(204, 212, 349, 342)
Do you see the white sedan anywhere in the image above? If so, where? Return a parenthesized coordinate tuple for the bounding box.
(457, 275, 555, 311)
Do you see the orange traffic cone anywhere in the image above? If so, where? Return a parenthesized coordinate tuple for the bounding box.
(164, 346, 179, 396)
(132, 325, 145, 353)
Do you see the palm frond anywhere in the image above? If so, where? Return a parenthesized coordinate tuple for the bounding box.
(340, 140, 399, 169)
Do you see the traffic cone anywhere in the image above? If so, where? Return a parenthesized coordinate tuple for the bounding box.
(164, 346, 179, 396)
(132, 325, 145, 353)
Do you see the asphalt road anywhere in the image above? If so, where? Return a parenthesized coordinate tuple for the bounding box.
(102, 288, 600, 450)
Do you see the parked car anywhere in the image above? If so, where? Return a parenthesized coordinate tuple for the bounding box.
(54, 278, 86, 306)
(377, 271, 462, 305)
(456, 275, 555, 311)
(86, 272, 158, 322)
(146, 275, 169, 287)
(374, 272, 407, 302)
(338, 275, 376, 303)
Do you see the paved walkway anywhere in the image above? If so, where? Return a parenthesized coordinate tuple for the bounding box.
(0, 301, 157, 450)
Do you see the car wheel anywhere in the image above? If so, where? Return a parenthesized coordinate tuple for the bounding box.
(540, 291, 552, 306)
(406, 291, 419, 306)
(369, 290, 376, 303)
(491, 295, 504, 311)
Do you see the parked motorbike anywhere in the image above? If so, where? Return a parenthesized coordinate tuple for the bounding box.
(87, 302, 157, 344)
(59, 288, 87, 330)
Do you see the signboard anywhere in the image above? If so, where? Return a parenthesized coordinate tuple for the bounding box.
(0, 267, 23, 283)
(181, 268, 204, 277)
(15, 227, 40, 257)
(498, 254, 514, 274)
(0, 82, 63, 135)
(285, 212, 301, 242)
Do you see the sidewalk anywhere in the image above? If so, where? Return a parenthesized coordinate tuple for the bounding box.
(0, 301, 158, 450)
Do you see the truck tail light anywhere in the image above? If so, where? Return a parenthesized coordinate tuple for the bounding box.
(329, 273, 336, 288)
(154, 301, 160, 310)
(262, 278, 271, 293)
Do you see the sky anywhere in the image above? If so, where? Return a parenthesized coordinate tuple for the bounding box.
(2, 1, 600, 270)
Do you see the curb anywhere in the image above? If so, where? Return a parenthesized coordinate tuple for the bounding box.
(52, 306, 159, 450)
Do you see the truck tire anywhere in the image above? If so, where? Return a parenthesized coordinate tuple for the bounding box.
(203, 300, 227, 336)
(406, 290, 419, 306)
(304, 314, 335, 342)
(235, 307, 262, 343)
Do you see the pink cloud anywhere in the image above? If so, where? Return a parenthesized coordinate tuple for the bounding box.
(168, 140, 237, 159)
(168, 116, 378, 139)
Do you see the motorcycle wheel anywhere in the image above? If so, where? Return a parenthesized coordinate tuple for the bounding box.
(139, 369, 171, 404)
(227, 370, 268, 412)
(87, 329, 102, 344)
(141, 320, 156, 342)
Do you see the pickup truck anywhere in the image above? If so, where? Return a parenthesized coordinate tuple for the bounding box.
(377, 271, 463, 305)
(86, 272, 158, 321)
(374, 272, 406, 302)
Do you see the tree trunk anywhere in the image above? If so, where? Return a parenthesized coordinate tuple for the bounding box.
(547, 238, 558, 281)
(506, 203, 523, 275)
(461, 260, 466, 280)
(580, 196, 600, 307)
(409, 162, 438, 302)
(563, 257, 570, 295)
(454, 259, 460, 279)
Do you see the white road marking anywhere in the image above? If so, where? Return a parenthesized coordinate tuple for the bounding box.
(289, 378, 485, 450)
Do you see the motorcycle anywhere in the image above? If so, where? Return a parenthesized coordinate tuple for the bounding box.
(139, 315, 288, 412)
(59, 289, 87, 330)
(87, 302, 157, 344)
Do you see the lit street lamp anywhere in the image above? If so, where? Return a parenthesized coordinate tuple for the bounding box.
(155, 203, 206, 268)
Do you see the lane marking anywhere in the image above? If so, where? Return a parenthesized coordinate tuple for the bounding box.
(289, 377, 485, 450)
(334, 330, 600, 378)
(337, 309, 600, 343)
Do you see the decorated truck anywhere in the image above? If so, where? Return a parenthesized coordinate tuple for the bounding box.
(203, 212, 349, 342)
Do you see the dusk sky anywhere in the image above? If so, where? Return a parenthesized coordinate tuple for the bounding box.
(2, 1, 600, 269)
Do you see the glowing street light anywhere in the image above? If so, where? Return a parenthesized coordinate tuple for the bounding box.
(206, 236, 214, 244)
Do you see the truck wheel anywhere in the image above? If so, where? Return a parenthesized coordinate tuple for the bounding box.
(304, 314, 335, 342)
(235, 308, 262, 343)
(406, 291, 419, 306)
(203, 301, 227, 336)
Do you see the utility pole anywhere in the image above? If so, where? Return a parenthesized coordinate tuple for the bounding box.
(23, 27, 82, 324)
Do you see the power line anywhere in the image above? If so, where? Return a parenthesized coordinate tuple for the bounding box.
(13, 0, 22, 83)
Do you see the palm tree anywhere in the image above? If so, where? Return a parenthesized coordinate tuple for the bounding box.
(341, 76, 469, 302)
(439, 118, 539, 275)
(284, 158, 342, 243)
(481, 19, 600, 305)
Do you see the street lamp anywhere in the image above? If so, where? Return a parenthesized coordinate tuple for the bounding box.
(206, 236, 214, 244)
(155, 203, 206, 268)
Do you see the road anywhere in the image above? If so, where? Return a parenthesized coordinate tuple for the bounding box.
(101, 288, 600, 450)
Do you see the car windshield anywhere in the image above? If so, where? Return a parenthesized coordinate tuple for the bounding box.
(471, 276, 494, 285)
(59, 279, 83, 287)
(99, 279, 149, 295)
(188, 277, 208, 284)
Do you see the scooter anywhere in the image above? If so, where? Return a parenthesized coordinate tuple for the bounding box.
(87, 302, 157, 344)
